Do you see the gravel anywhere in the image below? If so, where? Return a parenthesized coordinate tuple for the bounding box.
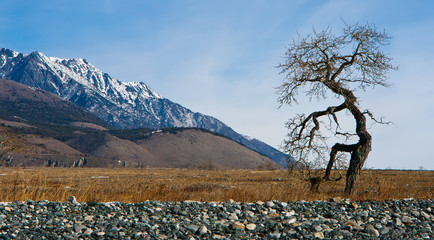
(0, 197, 432, 239)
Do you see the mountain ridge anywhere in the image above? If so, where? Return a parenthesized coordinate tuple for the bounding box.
(0, 48, 288, 166)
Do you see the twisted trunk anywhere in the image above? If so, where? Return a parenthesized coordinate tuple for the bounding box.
(344, 103, 372, 195)
(325, 82, 372, 195)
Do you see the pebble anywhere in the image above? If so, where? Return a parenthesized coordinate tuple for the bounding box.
(380, 226, 390, 235)
(312, 224, 323, 232)
(366, 228, 380, 237)
(402, 215, 412, 223)
(68, 195, 78, 204)
(0, 196, 430, 239)
(199, 225, 208, 235)
(314, 231, 325, 239)
(396, 217, 403, 226)
(246, 223, 256, 231)
(231, 222, 245, 231)
(269, 231, 281, 239)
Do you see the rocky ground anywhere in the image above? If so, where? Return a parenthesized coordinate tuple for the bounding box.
(0, 197, 432, 239)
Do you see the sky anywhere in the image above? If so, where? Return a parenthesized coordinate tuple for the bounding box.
(1, 0, 433, 170)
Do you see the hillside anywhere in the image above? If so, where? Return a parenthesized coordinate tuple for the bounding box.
(0, 79, 281, 169)
(0, 79, 108, 127)
(9, 127, 281, 169)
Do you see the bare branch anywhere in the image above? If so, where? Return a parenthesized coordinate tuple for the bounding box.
(277, 21, 397, 194)
(363, 110, 393, 125)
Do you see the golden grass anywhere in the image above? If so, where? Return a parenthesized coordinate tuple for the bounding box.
(0, 168, 432, 203)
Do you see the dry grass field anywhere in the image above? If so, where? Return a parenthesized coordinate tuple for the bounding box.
(0, 168, 432, 203)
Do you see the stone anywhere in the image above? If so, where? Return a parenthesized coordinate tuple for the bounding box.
(339, 229, 353, 237)
(232, 222, 245, 231)
(269, 231, 281, 239)
(68, 196, 78, 204)
(365, 224, 375, 230)
(211, 234, 225, 239)
(380, 227, 390, 235)
(199, 225, 208, 235)
(312, 225, 323, 232)
(286, 218, 296, 224)
(330, 197, 342, 203)
(401, 215, 412, 223)
(395, 217, 403, 226)
(411, 210, 420, 217)
(374, 223, 383, 229)
(329, 230, 342, 238)
(366, 228, 380, 237)
(345, 220, 363, 231)
(323, 211, 334, 219)
(157, 234, 168, 239)
(84, 228, 93, 235)
(73, 224, 85, 233)
(228, 213, 238, 220)
(421, 211, 430, 220)
(186, 225, 199, 233)
(266, 201, 276, 208)
(246, 223, 256, 231)
(268, 212, 280, 219)
(350, 202, 359, 209)
(313, 231, 324, 239)
(360, 211, 369, 218)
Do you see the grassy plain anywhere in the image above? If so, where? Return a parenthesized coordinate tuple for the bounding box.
(0, 168, 432, 203)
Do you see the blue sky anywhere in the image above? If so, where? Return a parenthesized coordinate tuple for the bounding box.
(1, 0, 434, 169)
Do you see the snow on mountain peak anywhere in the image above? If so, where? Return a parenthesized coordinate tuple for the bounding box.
(1, 48, 164, 115)
(26, 51, 164, 104)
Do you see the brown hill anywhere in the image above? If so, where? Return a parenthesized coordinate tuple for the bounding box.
(0, 79, 281, 169)
(136, 129, 278, 169)
(0, 79, 109, 127)
(9, 128, 281, 169)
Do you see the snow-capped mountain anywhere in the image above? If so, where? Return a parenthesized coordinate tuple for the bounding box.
(0, 48, 288, 165)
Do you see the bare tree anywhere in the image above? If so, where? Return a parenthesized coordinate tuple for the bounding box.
(277, 22, 397, 195)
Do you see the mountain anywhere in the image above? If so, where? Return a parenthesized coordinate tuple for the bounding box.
(0, 48, 289, 165)
(0, 79, 281, 169)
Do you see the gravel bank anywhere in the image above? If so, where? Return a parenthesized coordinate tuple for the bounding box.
(0, 197, 432, 239)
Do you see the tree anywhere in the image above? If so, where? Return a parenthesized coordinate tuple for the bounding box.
(277, 22, 397, 195)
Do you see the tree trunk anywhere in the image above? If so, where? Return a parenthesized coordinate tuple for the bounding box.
(325, 82, 373, 195)
(344, 136, 371, 195)
(344, 102, 372, 195)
